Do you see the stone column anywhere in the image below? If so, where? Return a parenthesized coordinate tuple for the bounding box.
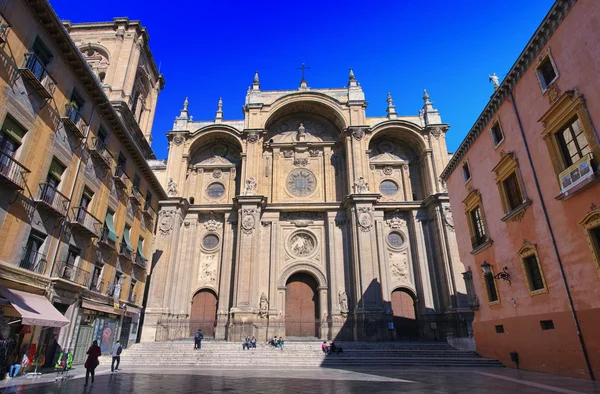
(215, 212, 234, 340)
(230, 195, 266, 339)
(344, 193, 383, 340)
(319, 288, 328, 339)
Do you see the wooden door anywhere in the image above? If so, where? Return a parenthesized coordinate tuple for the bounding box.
(190, 290, 217, 337)
(391, 289, 418, 338)
(285, 273, 318, 337)
(73, 326, 93, 364)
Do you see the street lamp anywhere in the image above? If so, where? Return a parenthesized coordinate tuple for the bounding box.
(480, 261, 511, 285)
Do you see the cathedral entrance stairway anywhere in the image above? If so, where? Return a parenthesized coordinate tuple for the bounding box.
(112, 340, 503, 368)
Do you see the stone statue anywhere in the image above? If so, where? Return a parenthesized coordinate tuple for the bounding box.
(244, 176, 257, 195)
(353, 176, 369, 194)
(167, 178, 178, 197)
(489, 73, 499, 90)
(297, 123, 306, 140)
(339, 290, 349, 318)
(259, 292, 269, 318)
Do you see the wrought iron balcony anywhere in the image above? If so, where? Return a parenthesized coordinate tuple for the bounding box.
(0, 150, 30, 191)
(118, 242, 134, 261)
(88, 137, 113, 169)
(98, 227, 117, 249)
(35, 183, 70, 217)
(18, 53, 56, 99)
(0, 10, 11, 44)
(90, 278, 104, 293)
(471, 234, 488, 250)
(142, 201, 155, 221)
(113, 166, 130, 190)
(61, 105, 87, 139)
(134, 253, 147, 269)
(129, 186, 143, 206)
(70, 207, 102, 238)
(19, 249, 47, 275)
(52, 261, 91, 287)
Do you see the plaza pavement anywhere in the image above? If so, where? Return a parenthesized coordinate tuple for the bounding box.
(1, 365, 600, 393)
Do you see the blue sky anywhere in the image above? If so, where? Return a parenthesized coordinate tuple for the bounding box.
(50, 0, 555, 160)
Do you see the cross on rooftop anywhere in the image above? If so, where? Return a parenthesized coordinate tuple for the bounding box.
(297, 63, 310, 83)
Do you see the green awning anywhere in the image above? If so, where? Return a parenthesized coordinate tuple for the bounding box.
(1, 117, 26, 145)
(137, 238, 145, 259)
(104, 212, 118, 243)
(123, 227, 133, 252)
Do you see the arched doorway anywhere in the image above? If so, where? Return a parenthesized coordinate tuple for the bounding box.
(391, 288, 418, 339)
(189, 289, 217, 337)
(285, 273, 319, 338)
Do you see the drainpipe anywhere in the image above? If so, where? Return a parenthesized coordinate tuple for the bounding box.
(47, 106, 96, 287)
(509, 91, 595, 381)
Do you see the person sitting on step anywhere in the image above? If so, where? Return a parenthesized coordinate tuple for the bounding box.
(321, 341, 329, 354)
(329, 341, 343, 354)
(250, 336, 257, 349)
(277, 337, 284, 350)
(242, 337, 250, 350)
(269, 336, 278, 347)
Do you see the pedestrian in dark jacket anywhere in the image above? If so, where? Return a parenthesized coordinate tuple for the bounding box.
(84, 340, 101, 385)
(194, 329, 204, 350)
(111, 340, 123, 372)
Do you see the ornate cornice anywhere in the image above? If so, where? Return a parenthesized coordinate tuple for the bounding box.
(440, 0, 575, 182)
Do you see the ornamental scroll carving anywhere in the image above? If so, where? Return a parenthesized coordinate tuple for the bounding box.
(383, 166, 393, 175)
(357, 207, 373, 232)
(351, 128, 365, 140)
(159, 210, 175, 237)
(172, 135, 184, 145)
(241, 208, 257, 235)
(443, 206, 455, 231)
(281, 212, 320, 227)
(386, 215, 406, 229)
(294, 158, 309, 167)
(247, 131, 260, 143)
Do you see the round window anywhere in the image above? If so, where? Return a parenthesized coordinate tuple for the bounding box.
(206, 183, 225, 199)
(202, 234, 220, 249)
(380, 180, 399, 196)
(387, 232, 404, 248)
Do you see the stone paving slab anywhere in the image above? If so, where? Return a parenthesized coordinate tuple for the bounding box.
(1, 366, 600, 393)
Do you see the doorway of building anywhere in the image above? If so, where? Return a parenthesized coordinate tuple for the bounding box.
(285, 273, 319, 338)
(391, 288, 418, 339)
(189, 289, 217, 338)
(119, 317, 132, 349)
(73, 326, 93, 364)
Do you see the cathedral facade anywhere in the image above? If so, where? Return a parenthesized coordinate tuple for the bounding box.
(141, 72, 470, 342)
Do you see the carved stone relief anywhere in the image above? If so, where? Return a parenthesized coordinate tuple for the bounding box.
(357, 207, 373, 232)
(198, 254, 217, 285)
(389, 251, 410, 282)
(241, 208, 257, 235)
(353, 176, 369, 194)
(281, 212, 320, 227)
(158, 210, 175, 237)
(244, 177, 257, 196)
(288, 231, 317, 258)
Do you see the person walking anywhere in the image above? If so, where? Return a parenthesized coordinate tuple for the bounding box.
(194, 329, 204, 350)
(111, 340, 123, 372)
(84, 340, 101, 385)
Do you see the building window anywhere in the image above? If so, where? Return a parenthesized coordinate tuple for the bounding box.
(495, 325, 504, 333)
(98, 127, 108, 145)
(206, 182, 225, 199)
(484, 271, 499, 303)
(462, 161, 471, 183)
(535, 53, 558, 91)
(129, 279, 137, 302)
(492, 152, 529, 220)
(387, 232, 405, 249)
(31, 37, 53, 68)
(0, 115, 27, 157)
(379, 180, 399, 196)
(463, 189, 490, 253)
(490, 121, 504, 147)
(202, 234, 219, 250)
(579, 207, 600, 277)
(517, 241, 547, 295)
(539, 92, 599, 193)
(20, 230, 46, 274)
(90, 265, 102, 291)
(556, 117, 590, 167)
(540, 320, 555, 330)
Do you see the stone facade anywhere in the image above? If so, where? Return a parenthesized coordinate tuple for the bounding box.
(143, 72, 470, 342)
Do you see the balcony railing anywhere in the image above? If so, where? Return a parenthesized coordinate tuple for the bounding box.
(471, 234, 488, 250)
(70, 207, 102, 238)
(98, 227, 117, 249)
(89, 137, 113, 169)
(142, 201, 155, 221)
(18, 53, 56, 99)
(118, 242, 134, 261)
(61, 105, 87, 138)
(35, 183, 70, 217)
(52, 261, 91, 287)
(19, 249, 46, 275)
(90, 278, 104, 293)
(113, 166, 130, 190)
(134, 253, 147, 269)
(0, 10, 12, 44)
(0, 150, 30, 191)
(130, 186, 143, 206)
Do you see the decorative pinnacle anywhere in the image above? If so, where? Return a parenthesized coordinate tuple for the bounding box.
(217, 97, 223, 111)
(253, 71, 259, 84)
(387, 92, 393, 106)
(183, 97, 189, 111)
(423, 89, 430, 103)
(215, 97, 223, 122)
(349, 68, 355, 81)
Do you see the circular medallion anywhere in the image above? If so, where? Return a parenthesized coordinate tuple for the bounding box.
(379, 141, 395, 154)
(286, 169, 317, 197)
(387, 231, 405, 249)
(288, 231, 317, 258)
(359, 213, 372, 227)
(242, 214, 255, 231)
(202, 234, 220, 250)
